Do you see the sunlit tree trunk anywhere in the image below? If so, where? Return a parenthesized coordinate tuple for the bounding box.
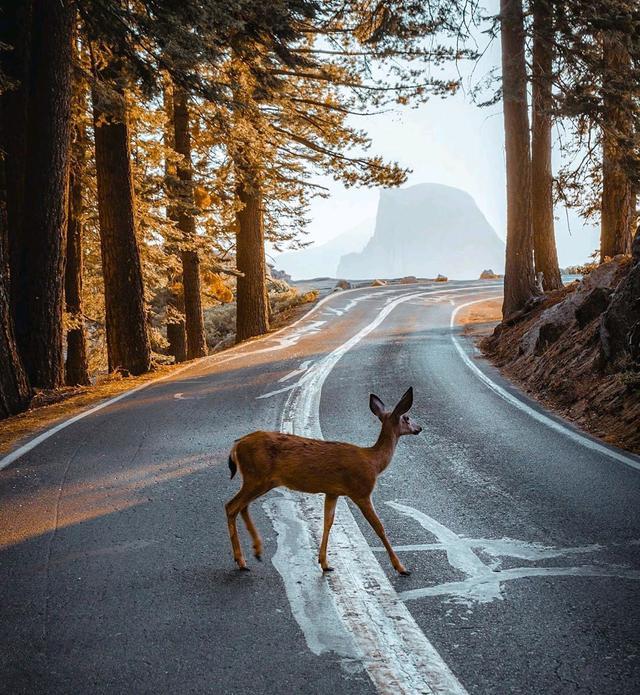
(500, 0, 537, 320)
(172, 86, 207, 359)
(162, 82, 187, 363)
(531, 0, 562, 291)
(235, 169, 269, 342)
(92, 71, 151, 376)
(601, 32, 635, 261)
(65, 122, 90, 386)
(14, 0, 74, 388)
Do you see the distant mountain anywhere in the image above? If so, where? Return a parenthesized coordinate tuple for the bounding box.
(274, 219, 373, 280)
(337, 184, 505, 280)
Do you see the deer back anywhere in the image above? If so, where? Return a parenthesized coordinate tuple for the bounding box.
(233, 431, 380, 498)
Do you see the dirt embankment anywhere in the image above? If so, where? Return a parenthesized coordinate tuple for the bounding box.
(475, 257, 640, 454)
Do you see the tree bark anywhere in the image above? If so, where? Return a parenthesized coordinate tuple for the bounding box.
(65, 123, 90, 386)
(601, 32, 635, 261)
(92, 73, 151, 376)
(531, 0, 562, 291)
(172, 86, 207, 359)
(235, 171, 269, 342)
(0, 0, 33, 316)
(11, 0, 74, 389)
(500, 0, 538, 320)
(167, 321, 187, 363)
(162, 82, 187, 363)
(0, 119, 31, 418)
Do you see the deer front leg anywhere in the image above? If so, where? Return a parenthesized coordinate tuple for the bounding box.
(354, 497, 410, 576)
(319, 494, 338, 572)
(225, 492, 249, 570)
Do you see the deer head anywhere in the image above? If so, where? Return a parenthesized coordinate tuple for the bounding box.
(369, 387, 422, 436)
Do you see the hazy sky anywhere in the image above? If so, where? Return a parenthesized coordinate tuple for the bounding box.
(294, 7, 600, 269)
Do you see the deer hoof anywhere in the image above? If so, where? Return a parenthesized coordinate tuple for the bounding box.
(322, 566, 334, 573)
(238, 565, 251, 572)
(399, 569, 411, 577)
(254, 553, 262, 561)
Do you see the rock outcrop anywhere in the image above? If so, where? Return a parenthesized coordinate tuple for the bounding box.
(337, 184, 505, 280)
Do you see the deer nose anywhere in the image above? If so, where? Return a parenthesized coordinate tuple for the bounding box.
(415, 426, 423, 434)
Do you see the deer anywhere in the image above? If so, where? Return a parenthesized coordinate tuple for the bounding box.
(225, 387, 422, 575)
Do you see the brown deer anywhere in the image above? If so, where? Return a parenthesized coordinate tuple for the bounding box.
(225, 387, 422, 575)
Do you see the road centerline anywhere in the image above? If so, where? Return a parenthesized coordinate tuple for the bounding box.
(266, 288, 475, 695)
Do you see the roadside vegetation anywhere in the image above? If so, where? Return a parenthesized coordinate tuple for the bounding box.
(1, 0, 639, 435)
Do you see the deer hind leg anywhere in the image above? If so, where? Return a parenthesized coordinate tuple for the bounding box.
(225, 482, 271, 570)
(240, 505, 263, 560)
(353, 496, 410, 576)
(318, 494, 338, 572)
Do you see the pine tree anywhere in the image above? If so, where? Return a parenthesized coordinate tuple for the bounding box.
(601, 28, 635, 260)
(531, 0, 562, 290)
(500, 0, 538, 319)
(0, 128, 31, 417)
(172, 85, 207, 358)
(91, 61, 152, 375)
(11, 0, 74, 388)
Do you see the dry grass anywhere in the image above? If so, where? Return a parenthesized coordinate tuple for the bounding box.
(457, 297, 502, 338)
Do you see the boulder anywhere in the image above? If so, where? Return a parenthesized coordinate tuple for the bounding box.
(521, 256, 628, 356)
(575, 287, 612, 328)
(371, 279, 386, 287)
(399, 276, 418, 284)
(480, 269, 500, 279)
(334, 279, 351, 290)
(435, 274, 448, 282)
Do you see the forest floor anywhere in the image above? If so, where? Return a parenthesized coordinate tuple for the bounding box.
(0, 294, 319, 457)
(460, 273, 640, 455)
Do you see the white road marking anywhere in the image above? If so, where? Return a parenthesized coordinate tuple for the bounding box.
(386, 501, 640, 605)
(450, 298, 640, 473)
(0, 284, 496, 473)
(0, 286, 369, 472)
(278, 360, 313, 383)
(268, 289, 469, 695)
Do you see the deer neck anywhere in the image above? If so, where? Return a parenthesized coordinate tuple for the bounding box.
(371, 423, 398, 474)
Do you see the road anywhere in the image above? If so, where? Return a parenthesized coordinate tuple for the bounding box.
(1, 281, 640, 694)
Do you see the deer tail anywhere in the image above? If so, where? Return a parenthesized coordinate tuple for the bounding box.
(228, 442, 239, 479)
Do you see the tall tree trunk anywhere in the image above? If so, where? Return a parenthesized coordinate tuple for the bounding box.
(172, 86, 207, 359)
(531, 0, 562, 291)
(601, 32, 635, 261)
(235, 171, 269, 342)
(65, 123, 90, 386)
(500, 0, 537, 320)
(13, 0, 74, 388)
(92, 73, 151, 376)
(162, 81, 187, 363)
(0, 121, 31, 418)
(0, 0, 33, 316)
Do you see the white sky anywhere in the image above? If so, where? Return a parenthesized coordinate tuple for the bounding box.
(294, 6, 600, 268)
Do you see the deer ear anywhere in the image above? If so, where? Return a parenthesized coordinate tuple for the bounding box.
(393, 387, 413, 417)
(369, 394, 386, 420)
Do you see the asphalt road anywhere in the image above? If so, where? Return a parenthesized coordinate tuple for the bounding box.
(2, 281, 640, 694)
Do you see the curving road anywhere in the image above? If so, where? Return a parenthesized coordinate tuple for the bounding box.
(1, 281, 640, 694)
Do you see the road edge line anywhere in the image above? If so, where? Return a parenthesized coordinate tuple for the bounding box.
(450, 298, 640, 473)
(0, 284, 377, 472)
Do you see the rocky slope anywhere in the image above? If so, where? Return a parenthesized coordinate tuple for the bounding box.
(337, 183, 505, 279)
(481, 245, 640, 453)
